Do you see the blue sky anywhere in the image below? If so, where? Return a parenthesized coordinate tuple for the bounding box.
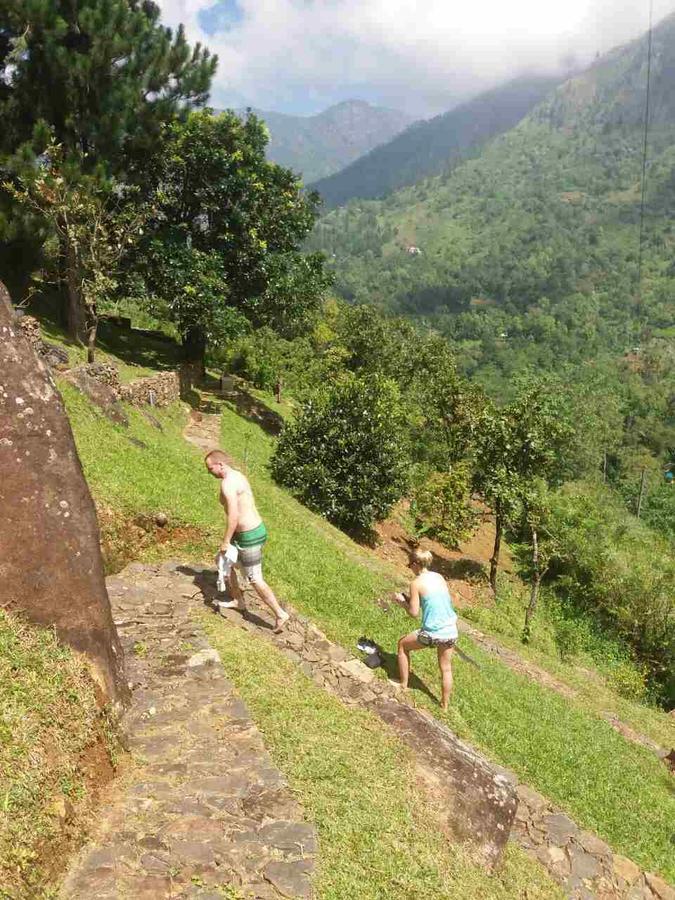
(198, 0, 244, 35)
(157, 0, 675, 118)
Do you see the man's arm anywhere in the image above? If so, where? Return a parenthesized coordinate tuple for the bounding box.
(220, 483, 239, 552)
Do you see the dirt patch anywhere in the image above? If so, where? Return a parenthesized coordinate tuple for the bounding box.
(30, 733, 121, 897)
(372, 501, 512, 609)
(97, 504, 207, 575)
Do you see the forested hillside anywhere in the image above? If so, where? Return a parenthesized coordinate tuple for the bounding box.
(309, 12, 675, 386)
(305, 12, 675, 611)
(311, 75, 563, 207)
(235, 100, 416, 183)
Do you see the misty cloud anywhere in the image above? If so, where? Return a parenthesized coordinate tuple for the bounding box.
(156, 0, 675, 116)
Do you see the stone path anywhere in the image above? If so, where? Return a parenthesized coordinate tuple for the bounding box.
(183, 407, 222, 457)
(60, 561, 317, 900)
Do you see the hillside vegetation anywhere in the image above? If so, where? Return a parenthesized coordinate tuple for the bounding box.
(311, 75, 563, 207)
(304, 15, 675, 597)
(309, 13, 675, 381)
(55, 362, 675, 882)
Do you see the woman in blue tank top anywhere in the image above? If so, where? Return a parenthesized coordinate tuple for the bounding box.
(395, 548, 458, 710)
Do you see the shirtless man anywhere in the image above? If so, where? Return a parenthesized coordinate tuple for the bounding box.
(205, 449, 289, 632)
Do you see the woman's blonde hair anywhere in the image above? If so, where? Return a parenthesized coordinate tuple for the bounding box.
(411, 548, 433, 569)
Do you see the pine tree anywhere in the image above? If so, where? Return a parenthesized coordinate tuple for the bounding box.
(0, 0, 216, 340)
(0, 0, 216, 176)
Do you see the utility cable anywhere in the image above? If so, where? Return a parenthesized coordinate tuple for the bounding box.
(636, 0, 655, 306)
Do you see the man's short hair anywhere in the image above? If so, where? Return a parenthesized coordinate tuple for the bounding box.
(411, 548, 433, 568)
(204, 449, 234, 466)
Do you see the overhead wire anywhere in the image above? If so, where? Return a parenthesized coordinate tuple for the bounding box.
(636, 0, 655, 307)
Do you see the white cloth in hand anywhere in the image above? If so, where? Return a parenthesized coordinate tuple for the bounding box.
(224, 543, 238, 564)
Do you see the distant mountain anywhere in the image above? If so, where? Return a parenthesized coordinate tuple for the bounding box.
(234, 100, 416, 183)
(310, 75, 564, 208)
(308, 11, 675, 375)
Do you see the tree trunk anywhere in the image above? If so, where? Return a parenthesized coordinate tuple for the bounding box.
(522, 528, 541, 643)
(636, 468, 647, 519)
(85, 304, 98, 364)
(65, 241, 87, 345)
(183, 324, 206, 378)
(489, 502, 502, 594)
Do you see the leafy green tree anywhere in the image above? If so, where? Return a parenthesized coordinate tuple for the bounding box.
(271, 374, 410, 534)
(138, 238, 250, 358)
(4, 143, 146, 360)
(133, 110, 329, 365)
(0, 0, 215, 341)
(474, 376, 577, 592)
(335, 304, 485, 467)
(517, 481, 558, 642)
(0, 0, 215, 176)
(410, 464, 477, 548)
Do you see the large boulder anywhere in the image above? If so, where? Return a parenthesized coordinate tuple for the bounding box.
(0, 283, 128, 705)
(373, 698, 517, 869)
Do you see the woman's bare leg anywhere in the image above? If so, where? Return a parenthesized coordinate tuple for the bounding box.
(397, 632, 423, 687)
(437, 646, 454, 710)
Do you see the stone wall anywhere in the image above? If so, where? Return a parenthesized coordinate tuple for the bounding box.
(16, 314, 70, 370)
(0, 284, 128, 706)
(14, 316, 200, 407)
(513, 784, 673, 899)
(120, 370, 180, 407)
(16, 313, 42, 350)
(119, 363, 202, 408)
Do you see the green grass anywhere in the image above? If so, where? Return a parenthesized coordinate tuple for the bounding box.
(61, 383, 675, 882)
(37, 312, 183, 383)
(461, 586, 675, 751)
(59, 381, 219, 550)
(201, 611, 561, 900)
(0, 611, 104, 898)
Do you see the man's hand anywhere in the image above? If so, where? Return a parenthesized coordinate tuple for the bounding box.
(223, 543, 238, 563)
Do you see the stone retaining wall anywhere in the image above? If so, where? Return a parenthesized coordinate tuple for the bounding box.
(15, 315, 200, 406)
(16, 314, 70, 369)
(513, 784, 673, 899)
(16, 313, 42, 349)
(120, 370, 181, 407)
(120, 363, 202, 408)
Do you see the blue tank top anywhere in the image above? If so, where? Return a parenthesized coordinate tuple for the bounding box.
(420, 582, 458, 639)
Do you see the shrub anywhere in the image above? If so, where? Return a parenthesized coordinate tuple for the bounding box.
(410, 464, 478, 548)
(271, 374, 410, 533)
(547, 481, 675, 704)
(553, 618, 583, 662)
(605, 660, 649, 702)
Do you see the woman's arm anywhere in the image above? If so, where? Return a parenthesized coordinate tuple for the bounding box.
(395, 579, 421, 619)
(408, 580, 420, 618)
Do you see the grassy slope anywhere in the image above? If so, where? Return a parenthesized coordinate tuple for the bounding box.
(461, 587, 675, 751)
(0, 611, 105, 898)
(39, 314, 183, 384)
(60, 383, 675, 881)
(201, 610, 561, 900)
